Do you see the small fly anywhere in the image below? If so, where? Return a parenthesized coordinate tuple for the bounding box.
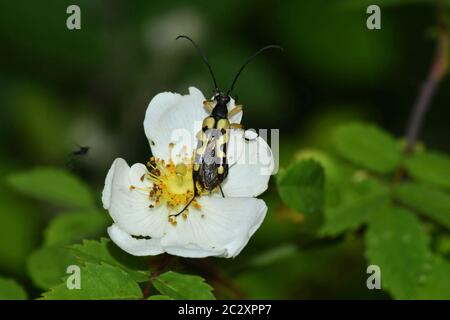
(67, 144, 91, 168)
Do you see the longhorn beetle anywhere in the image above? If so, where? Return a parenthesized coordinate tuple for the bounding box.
(170, 35, 282, 218)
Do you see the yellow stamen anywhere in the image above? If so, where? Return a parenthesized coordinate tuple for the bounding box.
(142, 148, 202, 225)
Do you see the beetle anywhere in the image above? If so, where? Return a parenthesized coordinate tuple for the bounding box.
(170, 35, 281, 218)
(192, 92, 241, 196)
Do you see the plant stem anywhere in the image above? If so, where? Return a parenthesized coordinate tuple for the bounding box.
(142, 254, 175, 299)
(404, 6, 448, 153)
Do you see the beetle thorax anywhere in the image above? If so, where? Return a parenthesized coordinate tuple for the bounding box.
(211, 93, 230, 119)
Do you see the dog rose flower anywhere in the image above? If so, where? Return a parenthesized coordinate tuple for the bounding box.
(102, 87, 273, 258)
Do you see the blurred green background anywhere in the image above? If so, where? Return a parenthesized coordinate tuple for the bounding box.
(0, 0, 449, 299)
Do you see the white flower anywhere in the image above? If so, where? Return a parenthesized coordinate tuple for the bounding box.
(102, 87, 274, 258)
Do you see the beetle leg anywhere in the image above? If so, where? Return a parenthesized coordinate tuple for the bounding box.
(229, 123, 244, 130)
(228, 104, 243, 117)
(203, 100, 214, 113)
(219, 185, 225, 198)
(169, 196, 196, 218)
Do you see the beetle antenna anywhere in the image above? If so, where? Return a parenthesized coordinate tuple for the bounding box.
(176, 35, 219, 92)
(227, 45, 283, 95)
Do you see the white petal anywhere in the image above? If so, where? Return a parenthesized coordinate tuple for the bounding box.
(222, 131, 274, 197)
(161, 197, 267, 258)
(164, 244, 226, 258)
(108, 224, 164, 256)
(128, 163, 148, 189)
(144, 87, 242, 162)
(144, 87, 204, 162)
(102, 159, 115, 209)
(102, 158, 169, 237)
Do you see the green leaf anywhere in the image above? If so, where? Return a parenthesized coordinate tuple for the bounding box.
(405, 151, 450, 190)
(0, 186, 42, 276)
(0, 277, 27, 300)
(44, 211, 110, 247)
(365, 206, 431, 299)
(414, 256, 450, 300)
(148, 295, 173, 300)
(294, 149, 346, 183)
(70, 239, 150, 282)
(320, 180, 389, 236)
(394, 182, 450, 229)
(41, 263, 143, 300)
(153, 271, 215, 300)
(27, 246, 77, 290)
(277, 159, 325, 214)
(6, 168, 94, 209)
(334, 123, 402, 173)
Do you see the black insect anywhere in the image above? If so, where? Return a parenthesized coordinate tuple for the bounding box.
(69, 145, 90, 157)
(170, 35, 282, 218)
(67, 145, 91, 169)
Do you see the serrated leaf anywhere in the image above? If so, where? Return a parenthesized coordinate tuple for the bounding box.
(334, 123, 401, 173)
(44, 211, 110, 247)
(320, 180, 389, 236)
(405, 151, 450, 190)
(148, 295, 173, 300)
(27, 246, 77, 289)
(70, 239, 149, 282)
(277, 159, 325, 214)
(394, 182, 450, 229)
(41, 263, 143, 300)
(0, 277, 27, 300)
(6, 168, 94, 209)
(153, 271, 215, 300)
(365, 206, 431, 299)
(414, 256, 450, 300)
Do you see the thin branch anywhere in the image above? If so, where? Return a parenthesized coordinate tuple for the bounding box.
(405, 5, 448, 153)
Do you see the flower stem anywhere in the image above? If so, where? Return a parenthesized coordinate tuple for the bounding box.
(404, 5, 448, 153)
(142, 254, 176, 299)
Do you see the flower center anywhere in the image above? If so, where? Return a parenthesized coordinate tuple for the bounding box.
(132, 155, 201, 225)
(166, 163, 192, 195)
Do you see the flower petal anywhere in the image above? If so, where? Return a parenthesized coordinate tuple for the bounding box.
(104, 160, 267, 258)
(108, 223, 164, 256)
(144, 87, 242, 162)
(164, 244, 225, 258)
(102, 158, 168, 237)
(161, 196, 267, 258)
(222, 131, 274, 197)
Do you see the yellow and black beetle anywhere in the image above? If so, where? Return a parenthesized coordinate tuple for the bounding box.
(170, 35, 281, 217)
(193, 92, 242, 195)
